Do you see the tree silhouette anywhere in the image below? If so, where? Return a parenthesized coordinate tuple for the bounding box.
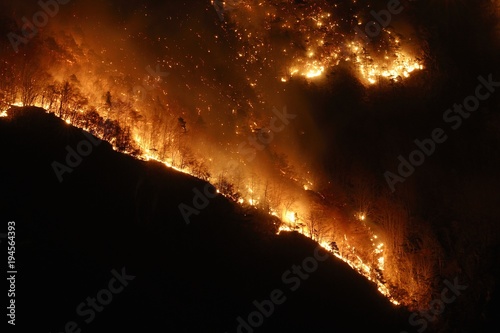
(105, 91, 112, 119)
(178, 117, 187, 132)
(58, 81, 74, 118)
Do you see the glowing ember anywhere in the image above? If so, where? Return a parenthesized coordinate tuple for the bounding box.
(289, 61, 326, 79)
(358, 50, 424, 85)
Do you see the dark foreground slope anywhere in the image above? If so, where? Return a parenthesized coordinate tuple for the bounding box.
(0, 107, 412, 332)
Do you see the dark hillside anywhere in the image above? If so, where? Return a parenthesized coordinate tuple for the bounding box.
(0, 107, 411, 332)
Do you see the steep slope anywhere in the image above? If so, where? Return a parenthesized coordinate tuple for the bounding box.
(0, 107, 412, 332)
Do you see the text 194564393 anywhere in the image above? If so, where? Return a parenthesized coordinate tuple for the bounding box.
(4, 221, 17, 326)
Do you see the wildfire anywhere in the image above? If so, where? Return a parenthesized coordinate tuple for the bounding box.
(286, 42, 423, 84)
(139, 151, 190, 175)
(289, 61, 326, 79)
(5, 84, 403, 307)
(357, 50, 424, 85)
(76, 93, 402, 306)
(1, 102, 26, 117)
(277, 210, 400, 306)
(0, 0, 429, 309)
(306, 67, 325, 79)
